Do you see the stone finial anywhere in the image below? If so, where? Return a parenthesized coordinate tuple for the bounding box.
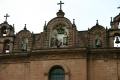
(73, 19, 75, 24)
(13, 24, 14, 27)
(96, 20, 99, 25)
(110, 17, 113, 22)
(72, 19, 76, 27)
(24, 24, 27, 30)
(13, 24, 15, 31)
(56, 10, 65, 17)
(44, 21, 47, 31)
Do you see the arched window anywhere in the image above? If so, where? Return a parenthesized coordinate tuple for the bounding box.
(49, 66, 65, 80)
(3, 40, 10, 53)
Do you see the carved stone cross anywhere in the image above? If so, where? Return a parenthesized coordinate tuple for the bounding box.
(57, 1, 64, 10)
(4, 13, 10, 22)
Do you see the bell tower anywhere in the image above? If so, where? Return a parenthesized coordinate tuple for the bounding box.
(109, 7, 120, 47)
(0, 14, 15, 53)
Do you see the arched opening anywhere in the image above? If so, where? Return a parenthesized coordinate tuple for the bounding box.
(1, 26, 8, 36)
(114, 36, 120, 47)
(49, 66, 65, 80)
(3, 39, 10, 53)
(113, 33, 120, 47)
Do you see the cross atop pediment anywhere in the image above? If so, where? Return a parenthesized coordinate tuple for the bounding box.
(4, 13, 10, 22)
(57, 1, 64, 10)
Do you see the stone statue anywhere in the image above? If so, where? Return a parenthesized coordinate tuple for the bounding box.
(56, 39, 62, 48)
(95, 35, 101, 47)
(51, 38, 56, 47)
(63, 37, 68, 45)
(21, 38, 28, 51)
(119, 22, 120, 28)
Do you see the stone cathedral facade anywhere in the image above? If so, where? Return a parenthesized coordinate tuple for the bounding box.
(0, 1, 120, 80)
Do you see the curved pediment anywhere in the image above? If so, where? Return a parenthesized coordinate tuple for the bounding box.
(17, 29, 31, 37)
(0, 21, 14, 37)
(90, 24, 105, 32)
(113, 13, 120, 22)
(47, 17, 73, 30)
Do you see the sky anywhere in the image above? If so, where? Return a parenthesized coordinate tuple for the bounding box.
(0, 0, 120, 33)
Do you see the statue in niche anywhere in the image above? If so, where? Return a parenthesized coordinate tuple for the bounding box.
(63, 32, 68, 45)
(51, 34, 57, 47)
(21, 38, 28, 51)
(51, 38, 56, 47)
(3, 40, 10, 53)
(56, 39, 62, 48)
(5, 43, 10, 50)
(51, 37, 62, 48)
(4, 42, 10, 53)
(63, 37, 68, 45)
(50, 24, 68, 48)
(119, 22, 120, 28)
(95, 34, 102, 48)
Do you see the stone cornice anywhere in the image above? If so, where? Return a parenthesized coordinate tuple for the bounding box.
(0, 48, 119, 61)
(0, 48, 87, 60)
(89, 48, 120, 53)
(30, 48, 87, 60)
(31, 47, 86, 53)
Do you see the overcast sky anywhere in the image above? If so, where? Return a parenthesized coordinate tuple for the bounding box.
(0, 0, 120, 33)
